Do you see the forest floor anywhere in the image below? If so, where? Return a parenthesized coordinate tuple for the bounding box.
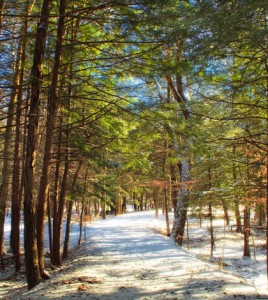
(0, 210, 267, 299)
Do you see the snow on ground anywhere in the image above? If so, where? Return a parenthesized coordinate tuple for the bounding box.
(1, 210, 267, 299)
(184, 217, 267, 296)
(148, 211, 268, 297)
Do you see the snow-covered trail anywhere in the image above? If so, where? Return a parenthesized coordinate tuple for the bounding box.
(13, 210, 263, 300)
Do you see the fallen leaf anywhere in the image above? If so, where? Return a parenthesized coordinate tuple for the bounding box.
(78, 283, 91, 291)
(78, 276, 102, 284)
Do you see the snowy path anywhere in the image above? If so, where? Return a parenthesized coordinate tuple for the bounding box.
(10, 210, 264, 299)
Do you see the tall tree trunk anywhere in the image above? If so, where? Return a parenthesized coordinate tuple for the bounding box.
(221, 199, 230, 225)
(10, 0, 33, 272)
(153, 188, 159, 218)
(10, 42, 24, 272)
(209, 201, 214, 256)
(171, 160, 190, 245)
(215, 174, 230, 225)
(79, 201, 85, 245)
(94, 200, 100, 217)
(0, 12, 25, 255)
(79, 166, 89, 245)
(101, 196, 106, 219)
(207, 151, 215, 255)
(62, 160, 83, 260)
(36, 0, 66, 278)
(166, 72, 190, 246)
(140, 192, 144, 211)
(163, 140, 170, 235)
(23, 0, 51, 290)
(47, 193, 53, 260)
(170, 165, 178, 214)
(243, 206, 251, 257)
(164, 186, 171, 236)
(232, 145, 242, 232)
(52, 141, 69, 266)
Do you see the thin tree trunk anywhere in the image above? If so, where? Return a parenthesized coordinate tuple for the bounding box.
(243, 206, 251, 257)
(36, 0, 66, 278)
(140, 192, 144, 211)
(23, 0, 51, 290)
(221, 199, 230, 226)
(78, 201, 85, 246)
(94, 200, 100, 217)
(153, 189, 159, 218)
(10, 0, 34, 273)
(170, 165, 178, 214)
(10, 45, 23, 271)
(47, 193, 53, 260)
(207, 151, 215, 256)
(51, 116, 64, 265)
(79, 167, 89, 245)
(52, 8, 77, 263)
(52, 142, 69, 266)
(163, 140, 170, 236)
(232, 146, 242, 232)
(166, 72, 190, 246)
(171, 160, 190, 245)
(164, 187, 171, 236)
(62, 160, 83, 260)
(215, 174, 230, 225)
(0, 39, 19, 258)
(209, 201, 214, 257)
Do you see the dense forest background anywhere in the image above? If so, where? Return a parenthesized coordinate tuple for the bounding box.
(0, 0, 267, 290)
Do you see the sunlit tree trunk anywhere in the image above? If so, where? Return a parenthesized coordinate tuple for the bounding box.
(79, 166, 89, 245)
(207, 153, 215, 256)
(62, 160, 83, 260)
(166, 72, 190, 246)
(10, 0, 34, 272)
(153, 188, 159, 218)
(232, 145, 242, 232)
(36, 0, 66, 279)
(243, 207, 251, 257)
(170, 164, 178, 214)
(52, 116, 70, 266)
(52, 138, 69, 265)
(222, 199, 230, 225)
(23, 0, 51, 290)
(0, 39, 17, 258)
(171, 160, 190, 245)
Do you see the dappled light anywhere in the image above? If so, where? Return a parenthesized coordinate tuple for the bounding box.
(0, 0, 268, 297)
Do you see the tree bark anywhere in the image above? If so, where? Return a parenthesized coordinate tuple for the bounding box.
(243, 206, 251, 257)
(209, 201, 214, 257)
(171, 160, 190, 245)
(52, 143, 69, 266)
(166, 72, 190, 246)
(23, 0, 51, 290)
(10, 40, 24, 272)
(232, 146, 242, 232)
(170, 165, 178, 214)
(153, 189, 159, 218)
(79, 167, 89, 245)
(221, 198, 230, 226)
(10, 0, 34, 272)
(62, 160, 83, 260)
(0, 45, 16, 257)
(36, 0, 66, 278)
